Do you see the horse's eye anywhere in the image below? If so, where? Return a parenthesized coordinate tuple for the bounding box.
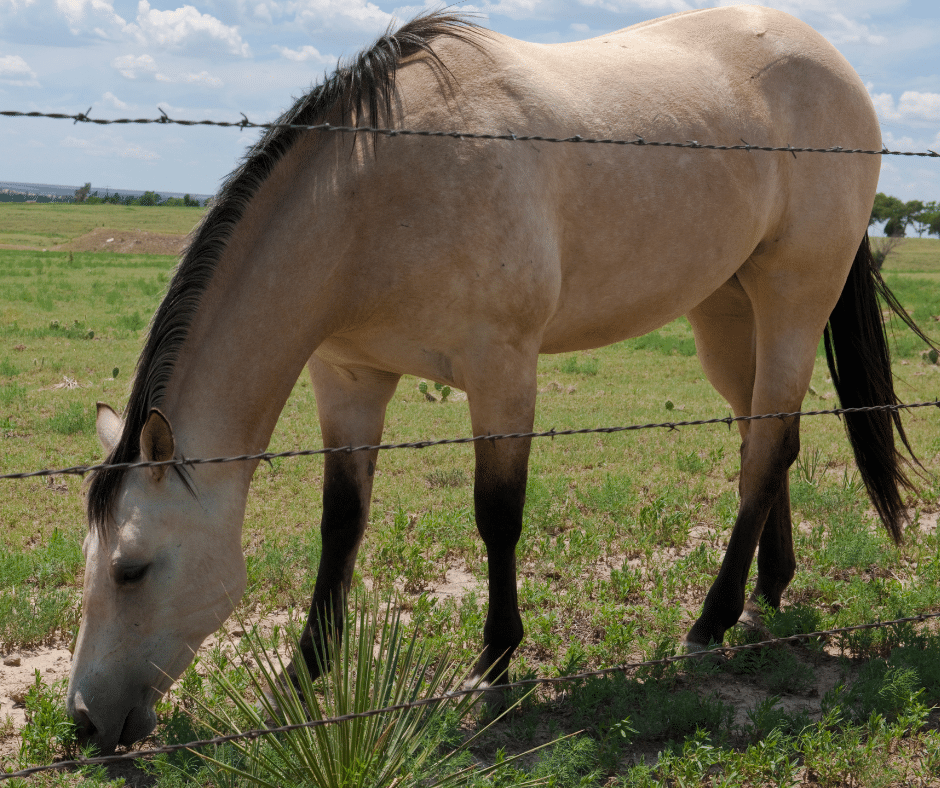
(116, 564, 149, 586)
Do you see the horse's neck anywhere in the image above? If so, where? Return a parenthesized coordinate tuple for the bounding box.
(159, 156, 346, 459)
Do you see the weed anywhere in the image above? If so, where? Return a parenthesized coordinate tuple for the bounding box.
(47, 401, 93, 435)
(17, 672, 76, 768)
(794, 446, 825, 486)
(425, 468, 468, 489)
(0, 382, 26, 406)
(560, 355, 599, 376)
(115, 310, 146, 331)
(418, 380, 452, 402)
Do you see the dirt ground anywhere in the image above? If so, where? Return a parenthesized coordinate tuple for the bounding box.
(0, 228, 191, 256)
(57, 228, 190, 256)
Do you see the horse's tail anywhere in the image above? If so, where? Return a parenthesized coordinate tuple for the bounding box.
(823, 233, 931, 544)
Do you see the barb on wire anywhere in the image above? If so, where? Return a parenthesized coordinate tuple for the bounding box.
(2, 108, 940, 158)
(2, 608, 938, 781)
(2, 399, 939, 481)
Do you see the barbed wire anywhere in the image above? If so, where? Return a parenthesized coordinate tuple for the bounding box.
(2, 399, 939, 481)
(2, 108, 939, 158)
(2, 609, 938, 781)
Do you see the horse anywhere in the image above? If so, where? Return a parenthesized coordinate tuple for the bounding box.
(66, 5, 914, 753)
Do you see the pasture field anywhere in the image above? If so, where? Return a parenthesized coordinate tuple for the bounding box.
(3, 205, 940, 785)
(0, 204, 205, 249)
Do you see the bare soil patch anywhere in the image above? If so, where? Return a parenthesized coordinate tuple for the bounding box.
(58, 228, 189, 256)
(0, 642, 72, 760)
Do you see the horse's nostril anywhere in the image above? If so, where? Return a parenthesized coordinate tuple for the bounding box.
(71, 703, 97, 745)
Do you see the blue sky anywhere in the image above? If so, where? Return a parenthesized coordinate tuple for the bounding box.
(1, 0, 938, 201)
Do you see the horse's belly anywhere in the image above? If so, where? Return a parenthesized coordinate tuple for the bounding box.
(538, 261, 736, 354)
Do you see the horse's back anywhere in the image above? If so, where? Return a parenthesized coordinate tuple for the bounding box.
(413, 5, 876, 145)
(309, 5, 881, 373)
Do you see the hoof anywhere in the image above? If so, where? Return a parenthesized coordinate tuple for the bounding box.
(460, 677, 510, 716)
(738, 606, 772, 639)
(680, 636, 727, 667)
(681, 636, 710, 653)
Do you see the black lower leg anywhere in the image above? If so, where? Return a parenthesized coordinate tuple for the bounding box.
(288, 453, 372, 686)
(471, 449, 528, 685)
(747, 476, 796, 612)
(686, 420, 799, 647)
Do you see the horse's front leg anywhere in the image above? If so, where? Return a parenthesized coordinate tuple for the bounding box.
(285, 358, 400, 686)
(465, 355, 538, 686)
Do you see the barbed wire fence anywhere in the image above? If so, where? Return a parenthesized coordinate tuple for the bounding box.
(1, 400, 940, 480)
(3, 106, 940, 781)
(2, 108, 940, 158)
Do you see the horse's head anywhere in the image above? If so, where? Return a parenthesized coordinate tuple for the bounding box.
(66, 403, 248, 753)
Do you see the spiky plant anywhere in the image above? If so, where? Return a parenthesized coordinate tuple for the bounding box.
(186, 594, 548, 788)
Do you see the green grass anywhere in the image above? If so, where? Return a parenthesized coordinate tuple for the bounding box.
(0, 203, 204, 247)
(3, 227, 940, 785)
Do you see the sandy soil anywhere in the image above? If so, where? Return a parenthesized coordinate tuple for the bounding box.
(57, 228, 189, 256)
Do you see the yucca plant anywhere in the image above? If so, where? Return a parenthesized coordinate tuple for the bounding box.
(184, 594, 550, 788)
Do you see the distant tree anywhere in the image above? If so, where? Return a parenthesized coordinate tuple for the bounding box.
(884, 216, 906, 237)
(913, 201, 940, 238)
(870, 193, 939, 237)
(138, 191, 161, 206)
(74, 182, 91, 203)
(871, 235, 905, 271)
(161, 197, 185, 207)
(183, 194, 200, 207)
(930, 212, 940, 238)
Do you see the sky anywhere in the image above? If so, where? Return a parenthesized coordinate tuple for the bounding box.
(0, 0, 938, 201)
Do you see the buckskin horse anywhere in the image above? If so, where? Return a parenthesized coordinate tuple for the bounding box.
(67, 5, 918, 752)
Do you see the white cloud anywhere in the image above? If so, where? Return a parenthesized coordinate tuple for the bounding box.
(155, 69, 224, 87)
(0, 54, 39, 86)
(55, 0, 128, 36)
(61, 134, 160, 160)
(253, 2, 273, 23)
(868, 85, 940, 125)
(287, 0, 392, 32)
(577, 0, 693, 12)
(273, 43, 333, 63)
(456, 0, 552, 19)
(112, 52, 157, 79)
(128, 1, 251, 57)
(101, 90, 127, 108)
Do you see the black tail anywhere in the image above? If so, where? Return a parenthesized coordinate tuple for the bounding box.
(823, 233, 928, 544)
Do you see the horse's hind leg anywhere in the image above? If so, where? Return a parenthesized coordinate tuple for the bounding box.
(688, 279, 798, 622)
(685, 272, 812, 648)
(286, 357, 400, 685)
(463, 351, 538, 686)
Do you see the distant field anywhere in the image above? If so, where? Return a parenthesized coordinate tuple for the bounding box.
(0, 203, 206, 248)
(881, 237, 940, 274)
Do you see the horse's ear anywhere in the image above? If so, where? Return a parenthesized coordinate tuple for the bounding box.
(96, 402, 123, 454)
(140, 409, 175, 482)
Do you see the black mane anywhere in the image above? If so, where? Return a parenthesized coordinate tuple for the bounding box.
(87, 11, 485, 532)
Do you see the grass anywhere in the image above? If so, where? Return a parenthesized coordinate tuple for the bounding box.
(0, 203, 204, 248)
(2, 213, 940, 784)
